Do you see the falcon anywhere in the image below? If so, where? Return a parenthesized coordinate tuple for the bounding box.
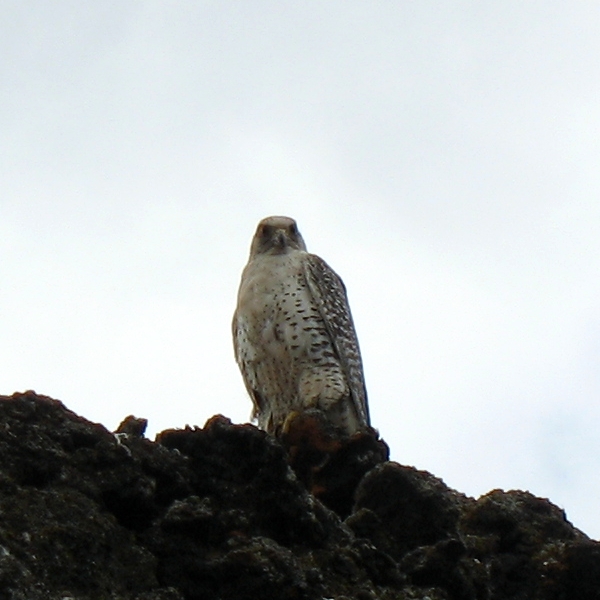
(232, 216, 370, 437)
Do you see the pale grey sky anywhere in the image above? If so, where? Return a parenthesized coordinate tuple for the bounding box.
(1, 2, 600, 537)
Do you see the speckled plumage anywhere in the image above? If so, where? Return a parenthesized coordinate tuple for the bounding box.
(232, 216, 370, 436)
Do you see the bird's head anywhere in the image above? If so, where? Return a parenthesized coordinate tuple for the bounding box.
(250, 216, 307, 257)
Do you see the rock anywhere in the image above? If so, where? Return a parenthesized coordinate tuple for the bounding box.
(349, 462, 471, 558)
(0, 391, 597, 600)
(116, 415, 148, 438)
(280, 408, 390, 517)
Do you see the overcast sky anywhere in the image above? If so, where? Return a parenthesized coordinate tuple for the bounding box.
(2, 2, 600, 538)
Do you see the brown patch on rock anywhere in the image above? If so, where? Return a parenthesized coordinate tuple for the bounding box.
(279, 408, 389, 516)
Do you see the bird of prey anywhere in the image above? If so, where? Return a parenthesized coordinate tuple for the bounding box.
(232, 216, 370, 437)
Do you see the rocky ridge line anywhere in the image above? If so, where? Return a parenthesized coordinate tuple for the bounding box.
(0, 391, 598, 600)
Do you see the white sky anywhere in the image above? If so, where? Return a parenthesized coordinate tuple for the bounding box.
(2, 2, 600, 538)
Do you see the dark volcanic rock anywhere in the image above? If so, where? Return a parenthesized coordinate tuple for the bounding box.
(349, 462, 471, 559)
(0, 391, 597, 600)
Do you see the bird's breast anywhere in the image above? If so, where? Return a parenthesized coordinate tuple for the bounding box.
(235, 251, 320, 360)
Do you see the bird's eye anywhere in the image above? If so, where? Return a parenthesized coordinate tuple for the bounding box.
(289, 223, 298, 236)
(261, 224, 274, 238)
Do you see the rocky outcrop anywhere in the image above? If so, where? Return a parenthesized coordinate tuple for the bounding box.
(0, 391, 597, 600)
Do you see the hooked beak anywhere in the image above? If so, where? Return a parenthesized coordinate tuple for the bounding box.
(273, 229, 287, 249)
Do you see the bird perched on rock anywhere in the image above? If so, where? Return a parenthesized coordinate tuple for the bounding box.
(232, 216, 370, 438)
